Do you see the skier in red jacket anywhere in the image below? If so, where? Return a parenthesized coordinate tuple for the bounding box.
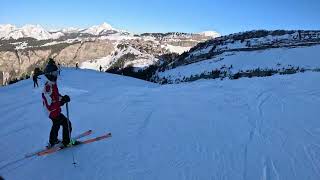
(42, 58, 75, 148)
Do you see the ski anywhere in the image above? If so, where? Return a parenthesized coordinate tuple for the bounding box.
(25, 130, 93, 158)
(38, 132, 112, 156)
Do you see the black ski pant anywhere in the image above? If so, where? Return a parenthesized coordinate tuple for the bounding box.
(49, 113, 72, 146)
(33, 79, 38, 87)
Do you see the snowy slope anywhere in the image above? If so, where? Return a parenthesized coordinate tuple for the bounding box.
(157, 44, 320, 82)
(80, 45, 159, 71)
(162, 44, 191, 54)
(1, 69, 320, 179)
(80, 56, 114, 71)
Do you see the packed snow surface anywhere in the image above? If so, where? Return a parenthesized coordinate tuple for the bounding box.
(0, 69, 320, 180)
(80, 56, 114, 71)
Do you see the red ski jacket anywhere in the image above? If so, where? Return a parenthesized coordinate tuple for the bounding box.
(42, 81, 62, 119)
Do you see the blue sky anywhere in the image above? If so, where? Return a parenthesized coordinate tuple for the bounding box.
(1, 0, 320, 35)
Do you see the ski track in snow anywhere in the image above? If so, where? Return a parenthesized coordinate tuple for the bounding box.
(1, 69, 320, 179)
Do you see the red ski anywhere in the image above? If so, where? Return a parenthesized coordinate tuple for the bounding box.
(38, 132, 112, 156)
(25, 130, 93, 158)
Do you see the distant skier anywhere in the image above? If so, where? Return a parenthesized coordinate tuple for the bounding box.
(99, 65, 102, 72)
(76, 63, 79, 69)
(32, 68, 40, 88)
(42, 59, 78, 148)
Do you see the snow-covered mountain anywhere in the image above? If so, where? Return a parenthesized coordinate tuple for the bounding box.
(0, 23, 216, 85)
(0, 23, 220, 41)
(0, 24, 16, 38)
(82, 22, 116, 35)
(199, 31, 220, 38)
(153, 30, 320, 83)
(0, 24, 63, 40)
(1, 68, 320, 180)
(60, 27, 83, 33)
(0, 22, 120, 40)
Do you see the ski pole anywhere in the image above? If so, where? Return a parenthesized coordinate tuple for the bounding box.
(66, 102, 77, 166)
(66, 103, 71, 139)
(66, 102, 69, 119)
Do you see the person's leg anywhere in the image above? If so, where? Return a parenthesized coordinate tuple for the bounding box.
(60, 114, 72, 146)
(49, 118, 61, 145)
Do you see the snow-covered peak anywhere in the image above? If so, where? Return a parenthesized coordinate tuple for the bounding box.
(20, 24, 52, 39)
(0, 24, 65, 40)
(0, 24, 16, 31)
(2, 24, 51, 40)
(0, 22, 220, 41)
(100, 22, 114, 30)
(83, 22, 116, 35)
(61, 27, 82, 33)
(0, 24, 17, 38)
(199, 31, 220, 38)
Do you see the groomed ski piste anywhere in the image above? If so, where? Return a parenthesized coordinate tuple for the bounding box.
(1, 68, 320, 180)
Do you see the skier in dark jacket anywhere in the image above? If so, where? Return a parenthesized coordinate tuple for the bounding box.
(42, 59, 78, 148)
(33, 74, 40, 88)
(33, 68, 40, 88)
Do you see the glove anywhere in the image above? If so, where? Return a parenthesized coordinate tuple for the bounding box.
(62, 95, 71, 103)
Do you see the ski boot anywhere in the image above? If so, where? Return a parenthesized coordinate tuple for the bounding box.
(61, 139, 81, 148)
(46, 139, 61, 149)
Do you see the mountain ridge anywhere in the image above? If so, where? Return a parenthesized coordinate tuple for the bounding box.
(0, 23, 219, 85)
(0, 22, 220, 40)
(152, 29, 320, 84)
